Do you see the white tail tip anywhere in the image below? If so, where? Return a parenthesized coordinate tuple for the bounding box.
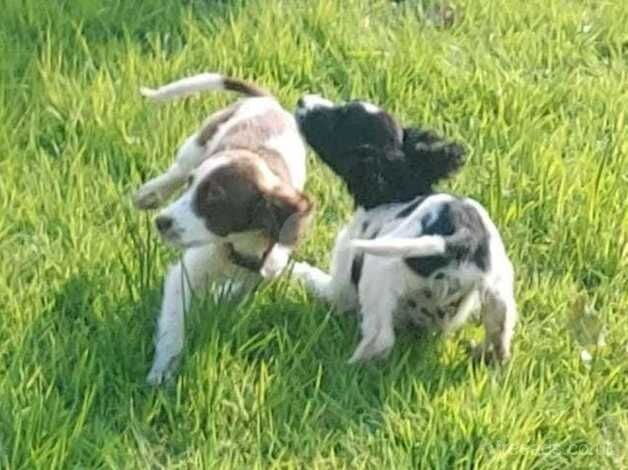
(351, 236, 446, 258)
(139, 86, 168, 102)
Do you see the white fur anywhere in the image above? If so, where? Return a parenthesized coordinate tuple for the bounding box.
(135, 74, 307, 385)
(360, 101, 380, 114)
(146, 243, 262, 385)
(140, 73, 224, 102)
(206, 97, 280, 154)
(266, 131, 307, 188)
(351, 236, 446, 257)
(296, 94, 334, 119)
(293, 196, 517, 364)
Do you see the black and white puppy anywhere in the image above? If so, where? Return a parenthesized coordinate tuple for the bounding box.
(292, 96, 517, 364)
(134, 74, 311, 384)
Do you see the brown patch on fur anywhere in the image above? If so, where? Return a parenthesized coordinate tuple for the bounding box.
(212, 109, 288, 154)
(192, 152, 311, 243)
(257, 148, 291, 183)
(262, 183, 312, 246)
(207, 107, 293, 184)
(198, 107, 292, 184)
(222, 77, 270, 97)
(196, 103, 241, 146)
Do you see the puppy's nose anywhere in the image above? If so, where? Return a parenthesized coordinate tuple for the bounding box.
(155, 215, 173, 233)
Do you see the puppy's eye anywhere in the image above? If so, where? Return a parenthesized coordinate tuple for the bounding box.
(186, 175, 194, 188)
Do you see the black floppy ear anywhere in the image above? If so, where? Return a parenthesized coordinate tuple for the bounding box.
(402, 127, 466, 185)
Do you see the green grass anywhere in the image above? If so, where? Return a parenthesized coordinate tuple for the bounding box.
(1, 0, 627, 467)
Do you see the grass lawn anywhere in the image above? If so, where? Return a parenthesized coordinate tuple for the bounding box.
(1, 0, 627, 467)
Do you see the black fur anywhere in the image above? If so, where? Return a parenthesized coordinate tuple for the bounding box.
(296, 100, 465, 209)
(396, 196, 427, 219)
(350, 255, 364, 287)
(404, 201, 491, 277)
(444, 202, 491, 271)
(296, 97, 485, 280)
(350, 226, 381, 287)
(404, 253, 451, 277)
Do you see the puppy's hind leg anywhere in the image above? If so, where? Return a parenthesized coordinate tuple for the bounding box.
(348, 288, 396, 364)
(473, 281, 517, 364)
(134, 105, 238, 210)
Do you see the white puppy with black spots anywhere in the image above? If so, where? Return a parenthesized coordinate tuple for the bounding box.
(134, 73, 311, 384)
(292, 96, 517, 364)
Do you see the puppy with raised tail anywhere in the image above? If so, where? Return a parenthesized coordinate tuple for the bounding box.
(135, 73, 311, 385)
(293, 96, 517, 365)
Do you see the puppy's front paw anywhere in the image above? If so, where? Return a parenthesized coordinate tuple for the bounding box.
(260, 249, 290, 280)
(133, 184, 163, 210)
(348, 333, 394, 364)
(466, 340, 510, 365)
(146, 355, 180, 386)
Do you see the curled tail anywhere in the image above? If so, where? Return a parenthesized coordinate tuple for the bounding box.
(351, 236, 446, 257)
(140, 72, 270, 102)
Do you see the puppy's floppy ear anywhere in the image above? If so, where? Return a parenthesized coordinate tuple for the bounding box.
(402, 127, 466, 185)
(255, 184, 312, 246)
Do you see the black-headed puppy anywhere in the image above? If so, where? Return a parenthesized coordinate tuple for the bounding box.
(292, 95, 517, 364)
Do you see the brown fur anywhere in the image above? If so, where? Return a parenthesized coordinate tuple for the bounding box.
(196, 103, 241, 146)
(192, 151, 310, 244)
(214, 113, 292, 184)
(212, 110, 288, 152)
(222, 77, 270, 97)
(197, 107, 292, 185)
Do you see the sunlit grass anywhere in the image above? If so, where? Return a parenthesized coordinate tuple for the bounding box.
(1, 0, 627, 467)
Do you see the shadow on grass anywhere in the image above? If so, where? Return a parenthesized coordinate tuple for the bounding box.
(4, 259, 473, 466)
(166, 275, 472, 432)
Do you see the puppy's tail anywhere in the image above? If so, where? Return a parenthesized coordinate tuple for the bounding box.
(351, 236, 445, 258)
(139, 73, 271, 102)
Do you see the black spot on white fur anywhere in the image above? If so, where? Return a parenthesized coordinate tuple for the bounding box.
(405, 200, 490, 277)
(296, 99, 465, 209)
(350, 255, 364, 287)
(350, 226, 381, 287)
(396, 196, 427, 219)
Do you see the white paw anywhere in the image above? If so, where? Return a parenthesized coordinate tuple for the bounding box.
(133, 184, 163, 210)
(146, 355, 180, 386)
(291, 261, 325, 287)
(259, 244, 291, 280)
(348, 334, 394, 364)
(467, 340, 509, 365)
(260, 253, 289, 280)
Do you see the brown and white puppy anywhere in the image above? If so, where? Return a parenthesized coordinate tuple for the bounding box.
(134, 73, 310, 385)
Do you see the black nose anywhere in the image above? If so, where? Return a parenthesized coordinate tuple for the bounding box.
(155, 215, 173, 233)
(297, 97, 305, 108)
